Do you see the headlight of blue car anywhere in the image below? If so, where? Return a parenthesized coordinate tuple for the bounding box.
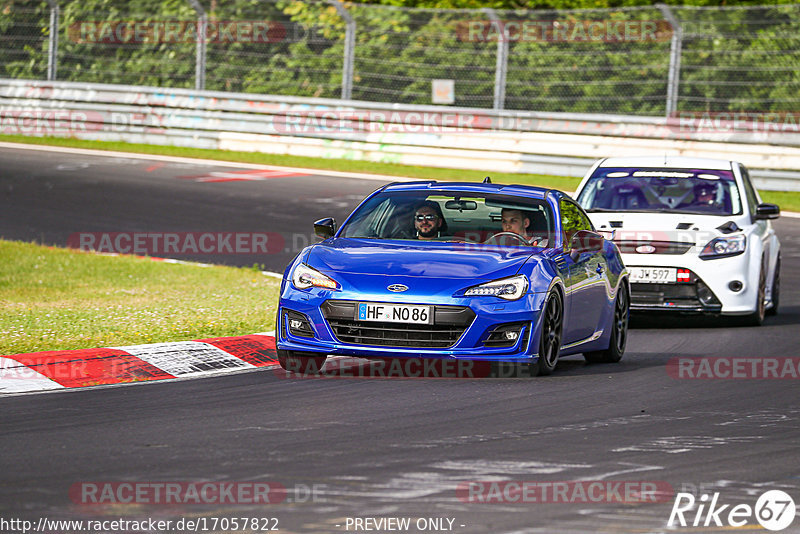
(464, 274, 529, 300)
(699, 234, 746, 260)
(291, 263, 339, 290)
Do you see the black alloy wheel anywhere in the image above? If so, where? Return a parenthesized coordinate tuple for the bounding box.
(584, 282, 629, 364)
(531, 291, 563, 376)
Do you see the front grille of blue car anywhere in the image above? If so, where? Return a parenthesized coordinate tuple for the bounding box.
(321, 300, 475, 349)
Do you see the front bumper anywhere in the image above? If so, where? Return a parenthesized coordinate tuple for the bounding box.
(630, 280, 722, 313)
(623, 251, 758, 315)
(276, 287, 550, 362)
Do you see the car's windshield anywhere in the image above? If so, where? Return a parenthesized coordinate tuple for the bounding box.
(340, 190, 554, 247)
(577, 167, 742, 216)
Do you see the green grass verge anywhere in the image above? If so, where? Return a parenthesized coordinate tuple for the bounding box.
(759, 190, 800, 213)
(0, 240, 280, 355)
(3, 134, 798, 210)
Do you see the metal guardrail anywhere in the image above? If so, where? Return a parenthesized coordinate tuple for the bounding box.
(2, 79, 800, 191)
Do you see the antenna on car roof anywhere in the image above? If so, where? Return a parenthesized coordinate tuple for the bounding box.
(483, 176, 492, 183)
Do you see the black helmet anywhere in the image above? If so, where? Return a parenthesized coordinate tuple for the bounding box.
(694, 182, 717, 196)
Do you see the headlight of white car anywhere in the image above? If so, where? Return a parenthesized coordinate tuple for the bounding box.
(291, 263, 339, 290)
(699, 234, 746, 260)
(464, 275, 529, 300)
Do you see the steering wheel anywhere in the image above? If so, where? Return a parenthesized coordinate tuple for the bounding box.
(483, 231, 529, 245)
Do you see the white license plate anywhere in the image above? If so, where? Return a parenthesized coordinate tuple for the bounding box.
(357, 303, 432, 324)
(629, 267, 677, 283)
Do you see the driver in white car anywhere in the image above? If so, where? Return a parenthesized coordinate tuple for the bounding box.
(678, 182, 722, 212)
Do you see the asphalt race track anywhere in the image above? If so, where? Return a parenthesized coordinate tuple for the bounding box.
(0, 144, 380, 272)
(1, 145, 800, 533)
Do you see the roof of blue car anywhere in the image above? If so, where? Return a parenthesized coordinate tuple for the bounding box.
(382, 181, 551, 199)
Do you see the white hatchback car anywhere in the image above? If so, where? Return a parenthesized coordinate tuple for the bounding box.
(574, 156, 780, 325)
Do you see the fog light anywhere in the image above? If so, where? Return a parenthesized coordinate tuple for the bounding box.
(729, 280, 743, 292)
(697, 282, 714, 304)
(484, 323, 527, 348)
(285, 310, 315, 338)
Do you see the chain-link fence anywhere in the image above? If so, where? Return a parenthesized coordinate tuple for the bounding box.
(673, 4, 800, 113)
(1, 1, 51, 80)
(1, 0, 799, 116)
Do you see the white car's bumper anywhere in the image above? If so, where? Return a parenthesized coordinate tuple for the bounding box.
(622, 249, 761, 315)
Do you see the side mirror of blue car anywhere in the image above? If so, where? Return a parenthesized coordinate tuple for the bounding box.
(314, 217, 336, 240)
(569, 230, 604, 261)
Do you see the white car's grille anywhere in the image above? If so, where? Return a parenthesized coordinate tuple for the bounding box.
(616, 240, 692, 255)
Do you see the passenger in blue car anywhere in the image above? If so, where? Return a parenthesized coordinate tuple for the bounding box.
(414, 201, 448, 240)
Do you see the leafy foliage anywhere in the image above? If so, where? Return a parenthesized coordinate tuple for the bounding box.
(1, 0, 799, 113)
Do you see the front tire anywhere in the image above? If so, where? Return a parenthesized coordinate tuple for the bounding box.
(530, 290, 563, 376)
(742, 262, 767, 326)
(584, 281, 629, 364)
(277, 349, 327, 374)
(766, 255, 780, 317)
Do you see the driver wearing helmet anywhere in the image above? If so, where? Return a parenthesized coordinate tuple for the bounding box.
(693, 182, 717, 205)
(680, 181, 721, 211)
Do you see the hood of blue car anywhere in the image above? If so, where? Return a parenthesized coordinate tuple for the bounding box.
(307, 238, 535, 280)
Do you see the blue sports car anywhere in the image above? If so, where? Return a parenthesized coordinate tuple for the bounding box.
(276, 180, 629, 376)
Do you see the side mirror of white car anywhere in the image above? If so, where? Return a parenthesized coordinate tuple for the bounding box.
(754, 203, 780, 220)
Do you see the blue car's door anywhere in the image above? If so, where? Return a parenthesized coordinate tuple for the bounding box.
(559, 199, 607, 344)
(564, 248, 608, 343)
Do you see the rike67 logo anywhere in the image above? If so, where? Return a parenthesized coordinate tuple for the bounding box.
(669, 490, 796, 531)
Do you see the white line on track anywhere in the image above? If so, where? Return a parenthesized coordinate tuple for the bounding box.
(0, 141, 416, 183)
